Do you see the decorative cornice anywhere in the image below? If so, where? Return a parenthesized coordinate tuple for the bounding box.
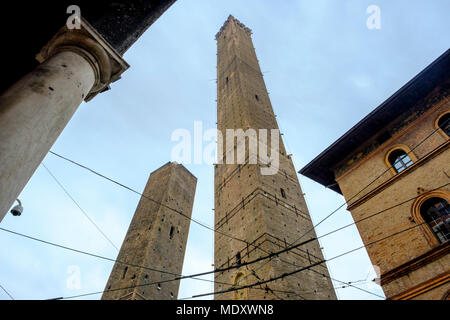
(335, 99, 449, 183)
(380, 242, 450, 286)
(388, 270, 450, 300)
(347, 139, 450, 211)
(36, 17, 129, 102)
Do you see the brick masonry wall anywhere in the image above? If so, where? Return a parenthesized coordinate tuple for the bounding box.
(336, 95, 450, 299)
(336, 100, 449, 201)
(214, 16, 336, 300)
(102, 162, 197, 300)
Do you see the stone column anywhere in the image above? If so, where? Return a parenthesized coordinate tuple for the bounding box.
(0, 19, 128, 221)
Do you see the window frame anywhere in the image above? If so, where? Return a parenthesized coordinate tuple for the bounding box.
(435, 111, 450, 139)
(384, 145, 418, 175)
(411, 190, 450, 248)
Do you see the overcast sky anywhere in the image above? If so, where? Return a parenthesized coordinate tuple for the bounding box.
(1, 0, 449, 300)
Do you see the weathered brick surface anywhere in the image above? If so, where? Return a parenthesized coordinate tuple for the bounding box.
(214, 16, 336, 300)
(335, 91, 450, 299)
(337, 101, 449, 201)
(102, 162, 197, 300)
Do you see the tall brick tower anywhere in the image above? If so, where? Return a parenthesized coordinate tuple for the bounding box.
(214, 16, 336, 300)
(102, 162, 197, 300)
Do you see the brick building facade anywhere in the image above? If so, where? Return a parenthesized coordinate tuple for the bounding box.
(300, 50, 450, 300)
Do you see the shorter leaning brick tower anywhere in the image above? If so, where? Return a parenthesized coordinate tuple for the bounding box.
(102, 162, 197, 300)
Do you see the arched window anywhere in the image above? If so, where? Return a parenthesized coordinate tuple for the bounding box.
(420, 197, 450, 244)
(437, 113, 450, 137)
(388, 149, 414, 173)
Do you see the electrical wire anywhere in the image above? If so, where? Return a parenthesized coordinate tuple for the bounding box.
(52, 274, 296, 300)
(42, 163, 120, 251)
(48, 150, 315, 278)
(222, 179, 450, 298)
(47, 120, 448, 281)
(0, 226, 314, 300)
(16, 179, 443, 300)
(0, 284, 14, 300)
(15, 121, 446, 300)
(186, 222, 426, 299)
(4, 179, 447, 300)
(293, 119, 449, 245)
(231, 124, 449, 290)
(48, 151, 257, 249)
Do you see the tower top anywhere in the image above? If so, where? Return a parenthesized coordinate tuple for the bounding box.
(149, 161, 197, 180)
(215, 15, 252, 40)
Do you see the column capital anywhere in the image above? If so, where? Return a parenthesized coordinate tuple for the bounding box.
(36, 18, 129, 101)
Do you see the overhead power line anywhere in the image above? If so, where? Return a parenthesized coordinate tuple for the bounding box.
(0, 284, 14, 300)
(48, 151, 255, 249)
(48, 150, 313, 276)
(46, 120, 448, 260)
(42, 163, 119, 251)
(233, 122, 450, 290)
(13, 120, 444, 300)
(48, 119, 449, 272)
(294, 118, 450, 245)
(0, 226, 180, 278)
(187, 222, 426, 299)
(0, 225, 317, 300)
(6, 179, 445, 300)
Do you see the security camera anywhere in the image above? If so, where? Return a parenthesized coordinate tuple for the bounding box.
(10, 199, 23, 217)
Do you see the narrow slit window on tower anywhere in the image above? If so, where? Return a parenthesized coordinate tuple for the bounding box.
(122, 267, 128, 280)
(255, 94, 259, 101)
(280, 188, 286, 199)
(169, 226, 174, 239)
(236, 252, 241, 266)
(226, 77, 229, 84)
